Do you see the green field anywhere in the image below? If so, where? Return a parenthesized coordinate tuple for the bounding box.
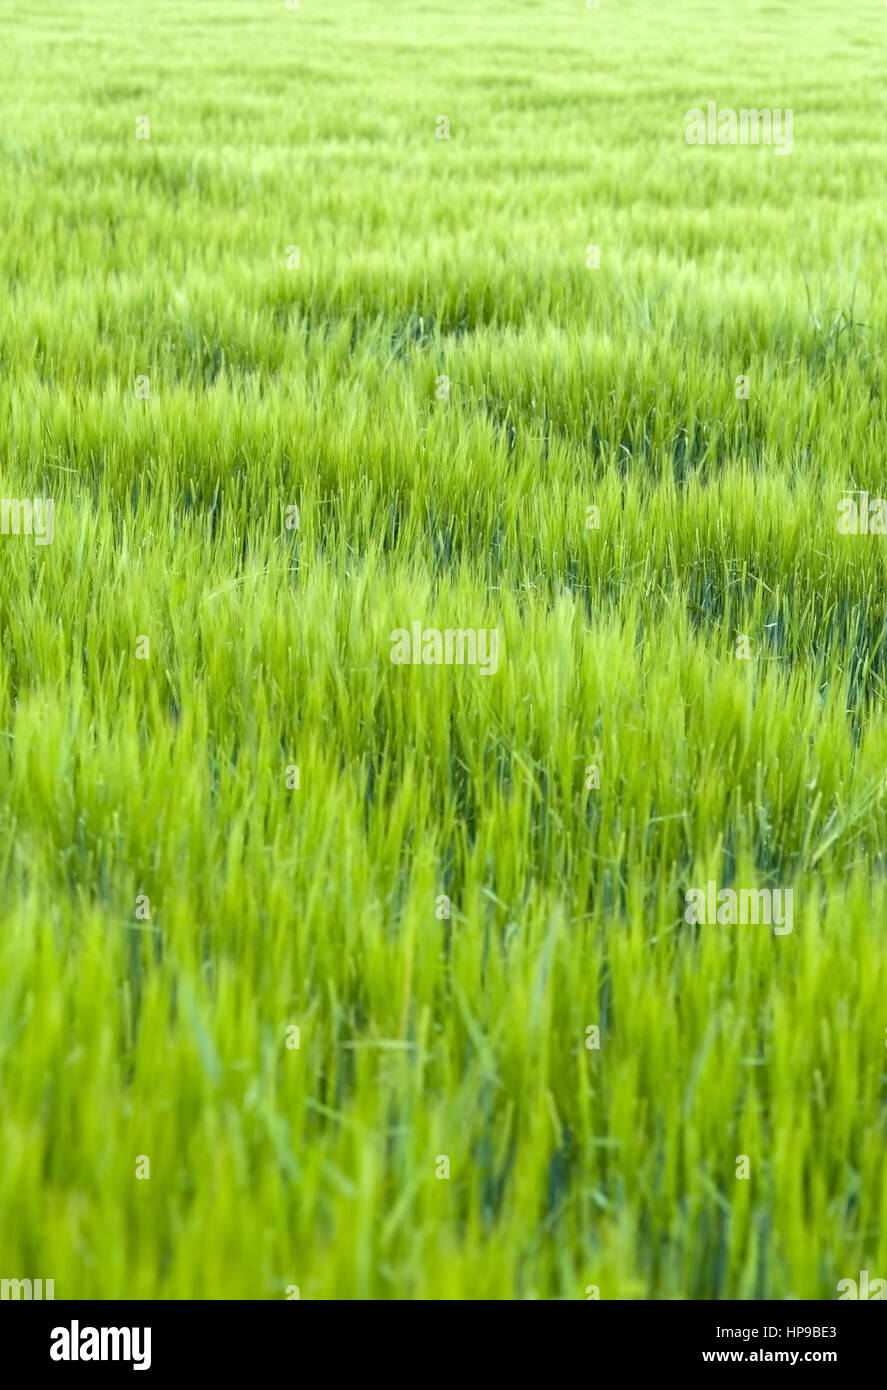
(1, 0, 886, 1300)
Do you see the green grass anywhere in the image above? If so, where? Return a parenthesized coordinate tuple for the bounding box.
(1, 0, 886, 1299)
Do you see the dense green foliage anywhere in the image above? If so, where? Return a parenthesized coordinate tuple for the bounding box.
(0, 0, 885, 1298)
